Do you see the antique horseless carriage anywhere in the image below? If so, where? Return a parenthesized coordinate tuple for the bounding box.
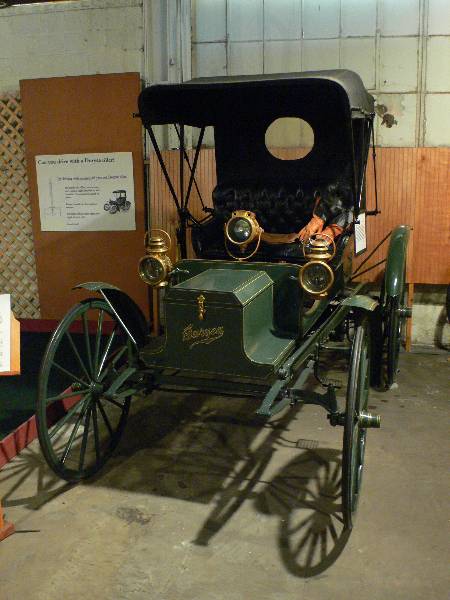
(103, 189, 131, 214)
(36, 71, 410, 530)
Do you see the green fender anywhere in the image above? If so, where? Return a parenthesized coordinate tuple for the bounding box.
(342, 293, 383, 387)
(342, 294, 378, 313)
(384, 225, 410, 298)
(74, 281, 148, 348)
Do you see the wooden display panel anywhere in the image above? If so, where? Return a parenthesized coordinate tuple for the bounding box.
(20, 73, 148, 319)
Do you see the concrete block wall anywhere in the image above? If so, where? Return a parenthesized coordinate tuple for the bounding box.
(0, 0, 144, 94)
(191, 0, 450, 348)
(191, 0, 450, 148)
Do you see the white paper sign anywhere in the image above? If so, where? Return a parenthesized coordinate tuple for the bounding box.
(36, 152, 136, 231)
(0, 294, 11, 373)
(354, 212, 367, 255)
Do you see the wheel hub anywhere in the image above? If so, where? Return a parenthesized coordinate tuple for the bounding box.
(89, 381, 104, 396)
(397, 306, 412, 318)
(358, 411, 381, 428)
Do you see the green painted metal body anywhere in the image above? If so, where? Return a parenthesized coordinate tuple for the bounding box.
(145, 265, 297, 379)
(75, 256, 381, 418)
(141, 257, 350, 380)
(140, 251, 368, 386)
(383, 225, 410, 298)
(171, 260, 302, 336)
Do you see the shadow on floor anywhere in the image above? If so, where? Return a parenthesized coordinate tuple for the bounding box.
(255, 448, 350, 577)
(1, 387, 350, 576)
(0, 442, 71, 513)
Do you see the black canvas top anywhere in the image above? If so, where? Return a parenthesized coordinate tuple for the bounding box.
(138, 70, 374, 126)
(139, 70, 375, 219)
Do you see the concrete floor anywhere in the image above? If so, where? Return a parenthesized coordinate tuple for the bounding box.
(0, 352, 449, 600)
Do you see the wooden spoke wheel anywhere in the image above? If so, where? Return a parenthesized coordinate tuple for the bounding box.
(342, 315, 371, 530)
(37, 299, 138, 482)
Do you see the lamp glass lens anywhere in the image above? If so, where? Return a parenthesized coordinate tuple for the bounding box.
(302, 262, 332, 294)
(142, 257, 165, 283)
(229, 217, 252, 244)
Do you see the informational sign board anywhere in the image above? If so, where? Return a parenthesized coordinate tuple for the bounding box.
(35, 152, 136, 231)
(354, 212, 367, 255)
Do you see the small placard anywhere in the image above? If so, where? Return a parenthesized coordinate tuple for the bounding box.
(354, 212, 367, 255)
(0, 295, 20, 376)
(0, 295, 11, 373)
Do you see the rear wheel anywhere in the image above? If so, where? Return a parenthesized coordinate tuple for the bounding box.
(37, 299, 138, 482)
(342, 315, 372, 530)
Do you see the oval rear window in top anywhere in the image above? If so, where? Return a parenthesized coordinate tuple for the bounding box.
(265, 117, 314, 160)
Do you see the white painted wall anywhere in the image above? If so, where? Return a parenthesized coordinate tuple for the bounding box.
(0, 0, 144, 93)
(191, 0, 450, 147)
(412, 302, 450, 348)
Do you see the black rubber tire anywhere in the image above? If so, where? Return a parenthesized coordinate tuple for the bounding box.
(386, 296, 401, 387)
(379, 257, 407, 390)
(342, 314, 370, 530)
(36, 299, 135, 482)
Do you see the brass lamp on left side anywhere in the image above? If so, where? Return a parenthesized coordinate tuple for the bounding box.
(138, 229, 172, 334)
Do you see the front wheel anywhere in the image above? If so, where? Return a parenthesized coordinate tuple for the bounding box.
(342, 315, 371, 530)
(37, 299, 138, 482)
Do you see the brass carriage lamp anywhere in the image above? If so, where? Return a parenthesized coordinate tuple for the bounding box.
(299, 233, 336, 297)
(138, 229, 172, 336)
(138, 229, 172, 287)
(224, 210, 263, 260)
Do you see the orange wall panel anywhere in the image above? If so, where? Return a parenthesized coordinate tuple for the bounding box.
(21, 73, 149, 320)
(148, 147, 449, 285)
(413, 149, 450, 284)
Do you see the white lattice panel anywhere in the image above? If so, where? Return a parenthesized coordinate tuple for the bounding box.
(0, 93, 40, 318)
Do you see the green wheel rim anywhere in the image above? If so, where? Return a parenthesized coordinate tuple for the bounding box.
(342, 315, 370, 530)
(37, 299, 136, 482)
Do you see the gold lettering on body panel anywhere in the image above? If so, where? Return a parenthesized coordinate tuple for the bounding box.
(182, 323, 224, 350)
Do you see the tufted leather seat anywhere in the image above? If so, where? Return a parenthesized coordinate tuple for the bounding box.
(193, 179, 353, 262)
(212, 183, 317, 234)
